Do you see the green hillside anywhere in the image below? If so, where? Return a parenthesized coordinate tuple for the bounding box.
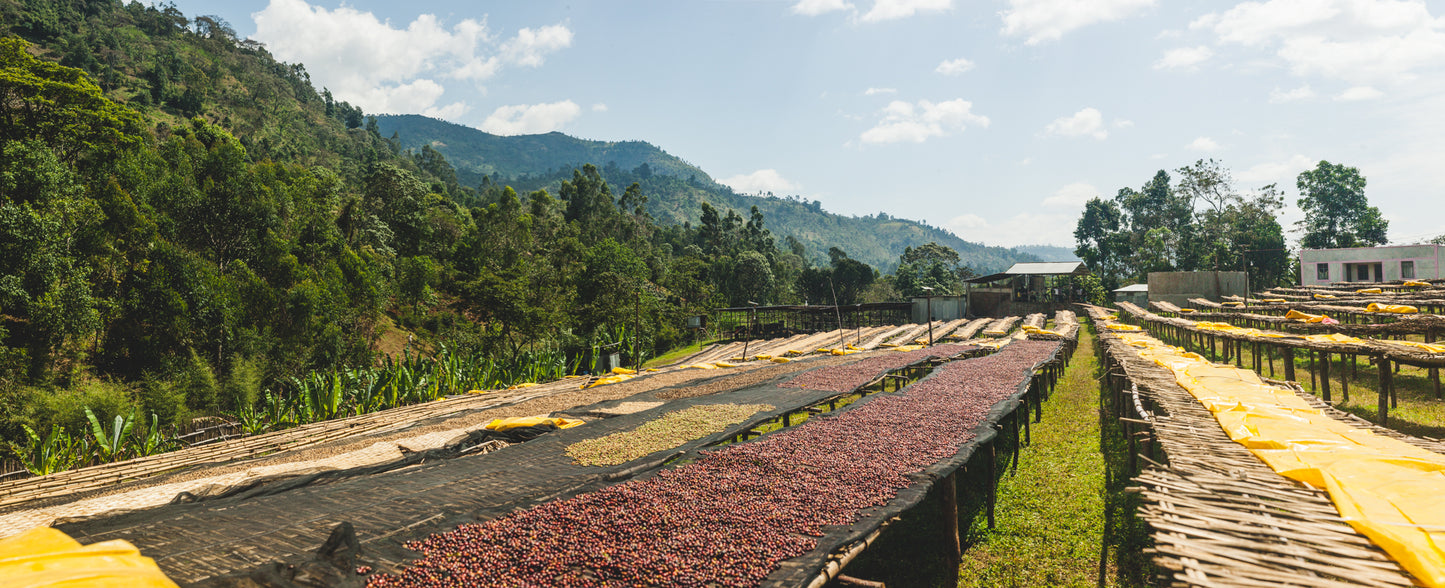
(377, 115, 1037, 273)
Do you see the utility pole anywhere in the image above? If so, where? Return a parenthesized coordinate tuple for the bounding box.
(920, 286, 937, 346)
(741, 301, 758, 361)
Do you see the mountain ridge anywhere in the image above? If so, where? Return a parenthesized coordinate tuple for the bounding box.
(376, 114, 1039, 273)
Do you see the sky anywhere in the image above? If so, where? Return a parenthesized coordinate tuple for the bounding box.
(170, 0, 1445, 249)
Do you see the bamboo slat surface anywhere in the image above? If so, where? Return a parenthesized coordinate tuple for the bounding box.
(1086, 304, 1426, 587)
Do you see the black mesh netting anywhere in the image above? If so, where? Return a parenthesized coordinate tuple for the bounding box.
(55, 346, 983, 587)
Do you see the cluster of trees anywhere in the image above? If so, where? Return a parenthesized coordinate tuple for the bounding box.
(0, 1, 972, 465)
(1074, 159, 1306, 290)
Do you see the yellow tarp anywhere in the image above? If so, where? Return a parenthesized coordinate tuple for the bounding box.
(1367, 303, 1419, 314)
(1397, 341, 1445, 355)
(1104, 323, 1142, 331)
(1356, 288, 1384, 294)
(712, 361, 738, 368)
(506, 382, 539, 390)
(0, 527, 179, 588)
(484, 416, 584, 431)
(1221, 301, 1244, 307)
(685, 363, 718, 370)
(770, 357, 791, 363)
(1022, 325, 1063, 337)
(1285, 309, 1330, 323)
(584, 374, 635, 388)
(1178, 308, 1197, 313)
(1314, 293, 1337, 299)
(1262, 298, 1287, 303)
(1117, 331, 1445, 588)
(1303, 333, 1365, 344)
(610, 367, 636, 375)
(891, 345, 924, 352)
(1404, 280, 1430, 287)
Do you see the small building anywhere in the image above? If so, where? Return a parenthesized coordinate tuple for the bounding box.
(1147, 271, 1246, 307)
(1300, 244, 1442, 286)
(1113, 283, 1148, 306)
(964, 261, 1089, 317)
(911, 295, 965, 323)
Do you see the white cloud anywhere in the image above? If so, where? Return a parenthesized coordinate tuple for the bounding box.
(936, 57, 975, 75)
(1269, 84, 1317, 102)
(720, 169, 802, 195)
(1337, 85, 1385, 100)
(480, 100, 581, 135)
(252, 0, 570, 119)
(500, 25, 573, 67)
(948, 213, 988, 229)
(591, 103, 608, 112)
(864, 87, 898, 95)
(1114, 118, 1135, 128)
(859, 99, 989, 144)
(1042, 182, 1099, 207)
(1237, 154, 1314, 185)
(1001, 0, 1155, 45)
(859, 0, 952, 22)
(1044, 107, 1108, 140)
(1154, 45, 1214, 69)
(949, 211, 1077, 247)
(793, 0, 853, 16)
(1192, 0, 1445, 85)
(1186, 136, 1222, 151)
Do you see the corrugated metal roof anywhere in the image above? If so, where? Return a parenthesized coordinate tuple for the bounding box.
(1113, 283, 1149, 292)
(1003, 261, 1088, 275)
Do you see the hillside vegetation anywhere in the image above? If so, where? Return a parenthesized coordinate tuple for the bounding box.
(378, 114, 1037, 273)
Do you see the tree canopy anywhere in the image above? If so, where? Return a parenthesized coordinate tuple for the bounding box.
(1295, 160, 1388, 250)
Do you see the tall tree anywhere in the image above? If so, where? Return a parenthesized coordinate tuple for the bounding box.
(1295, 161, 1387, 249)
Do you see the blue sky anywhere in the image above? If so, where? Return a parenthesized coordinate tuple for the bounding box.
(172, 0, 1445, 249)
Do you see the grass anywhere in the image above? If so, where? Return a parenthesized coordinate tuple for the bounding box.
(643, 339, 720, 368)
(844, 323, 1154, 587)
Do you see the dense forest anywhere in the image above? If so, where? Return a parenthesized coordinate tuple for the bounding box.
(0, 0, 1000, 471)
(377, 114, 1042, 273)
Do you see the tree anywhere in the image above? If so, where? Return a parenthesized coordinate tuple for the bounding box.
(0, 38, 143, 165)
(1295, 161, 1387, 249)
(895, 242, 962, 297)
(1073, 197, 1126, 290)
(1432, 234, 1445, 245)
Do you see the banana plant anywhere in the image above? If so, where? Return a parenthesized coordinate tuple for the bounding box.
(85, 406, 136, 463)
(10, 425, 87, 476)
(134, 414, 175, 457)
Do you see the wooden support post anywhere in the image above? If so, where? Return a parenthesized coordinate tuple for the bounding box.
(1341, 354, 1349, 402)
(1267, 344, 1275, 378)
(1320, 353, 1331, 403)
(940, 470, 961, 567)
(1284, 347, 1296, 382)
(1012, 409, 1021, 474)
(987, 440, 997, 530)
(1235, 340, 1243, 368)
(1378, 357, 1391, 426)
(1022, 397, 1031, 446)
(1429, 330, 1441, 401)
(1309, 351, 1317, 392)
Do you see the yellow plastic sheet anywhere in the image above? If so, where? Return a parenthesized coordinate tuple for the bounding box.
(770, 357, 791, 363)
(712, 361, 738, 368)
(1367, 303, 1419, 314)
(685, 363, 718, 370)
(1178, 308, 1197, 313)
(610, 367, 636, 375)
(484, 416, 584, 431)
(890, 345, 924, 352)
(1313, 293, 1337, 299)
(1397, 341, 1445, 354)
(1285, 309, 1330, 323)
(1262, 298, 1287, 303)
(1104, 323, 1142, 331)
(1303, 333, 1365, 344)
(0, 527, 179, 588)
(1119, 331, 1445, 587)
(584, 374, 636, 388)
(1221, 301, 1244, 307)
(1404, 280, 1430, 287)
(1356, 287, 1384, 294)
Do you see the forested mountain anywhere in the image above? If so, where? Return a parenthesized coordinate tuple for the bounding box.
(1012, 244, 1081, 262)
(378, 115, 1037, 273)
(0, 0, 1038, 471)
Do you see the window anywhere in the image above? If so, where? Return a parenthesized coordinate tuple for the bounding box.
(1317, 263, 1330, 281)
(1402, 260, 1415, 280)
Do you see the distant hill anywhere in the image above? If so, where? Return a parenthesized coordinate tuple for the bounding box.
(1012, 244, 1081, 262)
(376, 115, 1038, 273)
